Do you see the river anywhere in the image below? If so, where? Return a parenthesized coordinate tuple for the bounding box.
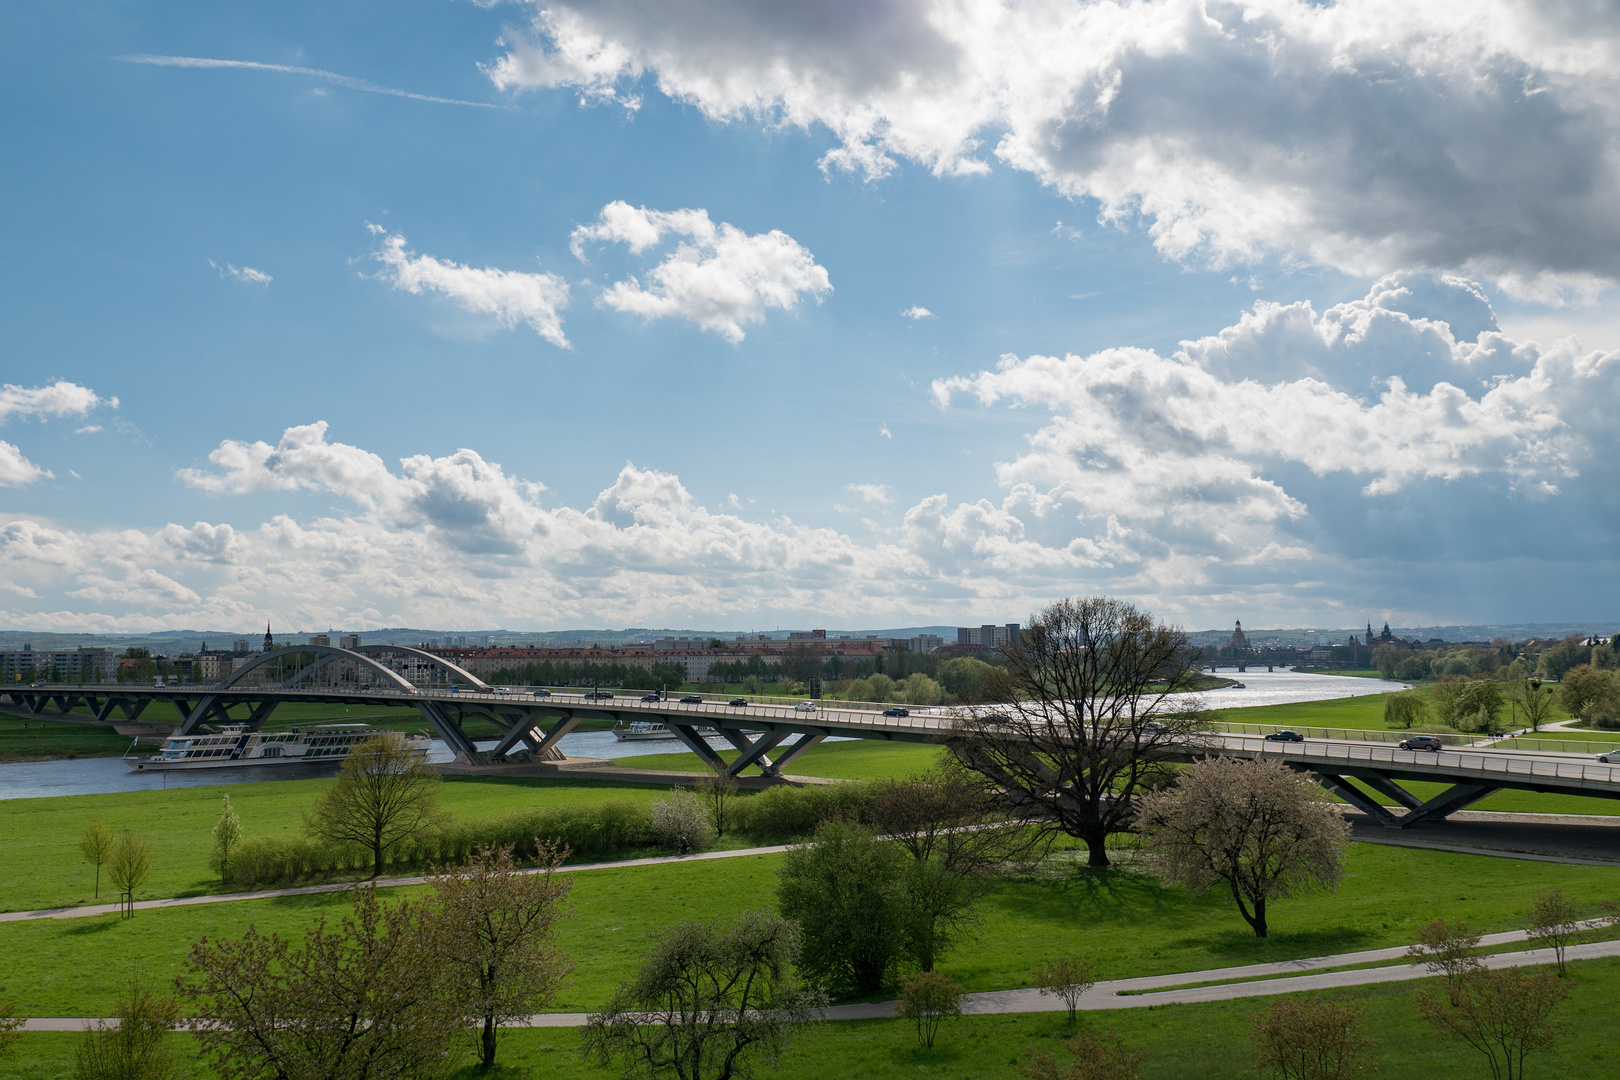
(0, 669, 1397, 801)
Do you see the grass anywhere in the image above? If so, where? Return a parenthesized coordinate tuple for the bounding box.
(614, 739, 943, 780)
(5, 837, 1619, 1018)
(10, 949, 1620, 1080)
(0, 713, 130, 762)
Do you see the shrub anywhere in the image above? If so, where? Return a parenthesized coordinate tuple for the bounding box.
(1383, 690, 1427, 729)
(897, 970, 964, 1048)
(650, 788, 711, 855)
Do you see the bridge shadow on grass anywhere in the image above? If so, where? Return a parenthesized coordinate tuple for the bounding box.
(61, 918, 118, 936)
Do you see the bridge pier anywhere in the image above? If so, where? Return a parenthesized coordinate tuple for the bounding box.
(1309, 770, 1502, 828)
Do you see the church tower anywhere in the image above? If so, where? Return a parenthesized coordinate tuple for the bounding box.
(263, 622, 274, 652)
(1230, 620, 1248, 651)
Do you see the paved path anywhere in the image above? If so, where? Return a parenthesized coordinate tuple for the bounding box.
(0, 843, 795, 924)
(24, 930, 1620, 1031)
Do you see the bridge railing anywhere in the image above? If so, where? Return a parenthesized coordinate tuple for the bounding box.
(1211, 721, 1472, 746)
(1222, 735, 1620, 787)
(1487, 736, 1620, 756)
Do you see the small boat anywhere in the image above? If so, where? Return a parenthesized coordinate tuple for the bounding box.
(1231, 681, 1246, 689)
(612, 721, 677, 742)
(124, 724, 430, 772)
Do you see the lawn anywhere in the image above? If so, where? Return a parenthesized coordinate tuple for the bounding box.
(5, 838, 1618, 1018)
(614, 739, 944, 780)
(0, 713, 130, 762)
(0, 774, 672, 913)
(9, 943, 1620, 1080)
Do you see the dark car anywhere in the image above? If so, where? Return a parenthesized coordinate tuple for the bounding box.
(1401, 735, 1443, 752)
(728, 697, 748, 707)
(1264, 730, 1305, 743)
(882, 706, 910, 718)
(680, 695, 704, 704)
(582, 690, 615, 701)
(531, 688, 551, 698)
(640, 693, 661, 703)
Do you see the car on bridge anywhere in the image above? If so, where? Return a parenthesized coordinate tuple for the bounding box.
(1264, 730, 1305, 743)
(640, 693, 661, 703)
(1400, 735, 1444, 752)
(680, 695, 704, 704)
(883, 706, 910, 718)
(728, 697, 748, 706)
(1598, 749, 1620, 764)
(531, 688, 551, 697)
(582, 690, 615, 701)
(795, 701, 818, 713)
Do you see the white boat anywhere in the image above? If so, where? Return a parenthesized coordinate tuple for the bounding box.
(612, 721, 677, 742)
(124, 724, 431, 772)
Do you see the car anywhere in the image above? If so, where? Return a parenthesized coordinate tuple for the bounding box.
(1263, 730, 1304, 743)
(728, 697, 748, 706)
(680, 695, 704, 704)
(531, 688, 551, 698)
(883, 706, 911, 718)
(795, 701, 818, 713)
(582, 690, 615, 701)
(447, 685, 460, 693)
(1598, 750, 1620, 765)
(489, 686, 509, 695)
(1401, 735, 1443, 752)
(641, 693, 661, 703)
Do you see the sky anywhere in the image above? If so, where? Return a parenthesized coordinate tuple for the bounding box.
(4, 0, 1620, 635)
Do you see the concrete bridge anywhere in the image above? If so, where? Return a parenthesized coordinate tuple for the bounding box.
(9, 649, 1620, 824)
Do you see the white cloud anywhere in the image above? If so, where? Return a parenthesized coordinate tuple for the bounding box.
(848, 483, 893, 505)
(369, 227, 571, 347)
(571, 201, 831, 343)
(0, 381, 114, 424)
(212, 260, 272, 285)
(0, 442, 49, 487)
(902, 306, 934, 320)
(879, 424, 892, 439)
(488, 1, 1620, 294)
(119, 54, 503, 109)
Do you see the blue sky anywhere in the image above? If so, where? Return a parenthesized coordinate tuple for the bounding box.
(4, 0, 1620, 633)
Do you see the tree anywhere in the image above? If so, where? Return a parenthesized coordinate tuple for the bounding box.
(307, 732, 443, 878)
(1525, 889, 1582, 976)
(211, 794, 244, 885)
(775, 819, 908, 995)
(896, 970, 963, 1049)
(1415, 965, 1569, 1080)
(1033, 957, 1097, 1024)
(1138, 757, 1350, 938)
(1559, 665, 1616, 723)
(1371, 645, 1400, 679)
(950, 597, 1212, 867)
(651, 787, 712, 855)
(1405, 919, 1484, 1004)
(106, 831, 152, 918)
(0, 999, 21, 1062)
(1019, 1029, 1145, 1080)
(431, 842, 574, 1069)
(1508, 677, 1558, 732)
(1434, 679, 1505, 732)
(181, 884, 463, 1080)
(1382, 690, 1427, 729)
(582, 911, 822, 1080)
(74, 974, 182, 1080)
(695, 764, 740, 839)
(80, 821, 115, 899)
(1250, 995, 1371, 1080)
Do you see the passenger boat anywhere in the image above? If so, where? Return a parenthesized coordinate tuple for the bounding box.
(124, 724, 431, 772)
(612, 720, 677, 741)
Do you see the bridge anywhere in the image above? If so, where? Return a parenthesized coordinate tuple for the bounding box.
(7, 649, 1620, 824)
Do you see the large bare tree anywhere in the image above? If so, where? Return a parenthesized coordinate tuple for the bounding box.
(308, 733, 444, 878)
(949, 596, 1210, 867)
(1138, 757, 1351, 938)
(430, 842, 574, 1070)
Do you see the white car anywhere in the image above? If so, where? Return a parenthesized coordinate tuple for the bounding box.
(795, 701, 818, 713)
(1598, 750, 1620, 764)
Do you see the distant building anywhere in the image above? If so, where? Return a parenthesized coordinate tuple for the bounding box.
(907, 634, 945, 653)
(262, 623, 274, 652)
(309, 634, 330, 647)
(1230, 620, 1249, 651)
(956, 623, 1021, 648)
(0, 646, 117, 683)
(339, 633, 361, 650)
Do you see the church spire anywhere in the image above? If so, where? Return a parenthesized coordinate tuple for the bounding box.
(263, 621, 274, 652)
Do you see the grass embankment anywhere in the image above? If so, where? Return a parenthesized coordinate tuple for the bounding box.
(614, 739, 939, 780)
(0, 713, 130, 762)
(5, 835, 1619, 1018)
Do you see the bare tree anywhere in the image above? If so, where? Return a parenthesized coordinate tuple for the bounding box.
(1019, 1029, 1145, 1080)
(430, 842, 574, 1070)
(1415, 965, 1569, 1080)
(80, 821, 115, 900)
(896, 970, 963, 1049)
(1525, 889, 1582, 975)
(950, 596, 1211, 867)
(1138, 757, 1350, 938)
(74, 973, 182, 1080)
(1405, 919, 1484, 1005)
(106, 831, 153, 919)
(1032, 957, 1097, 1024)
(583, 910, 823, 1080)
(181, 884, 464, 1080)
(695, 764, 740, 839)
(307, 732, 444, 878)
(1250, 995, 1371, 1080)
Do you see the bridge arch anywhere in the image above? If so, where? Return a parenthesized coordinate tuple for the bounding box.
(217, 646, 416, 693)
(355, 645, 489, 692)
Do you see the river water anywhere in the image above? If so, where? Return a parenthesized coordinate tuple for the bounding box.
(0, 670, 1397, 801)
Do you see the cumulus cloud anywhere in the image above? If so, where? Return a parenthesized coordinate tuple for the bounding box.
(369, 226, 571, 347)
(211, 260, 272, 285)
(848, 483, 893, 505)
(0, 381, 114, 424)
(902, 306, 934, 320)
(487, 0, 1620, 295)
(0, 442, 49, 487)
(571, 201, 831, 342)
